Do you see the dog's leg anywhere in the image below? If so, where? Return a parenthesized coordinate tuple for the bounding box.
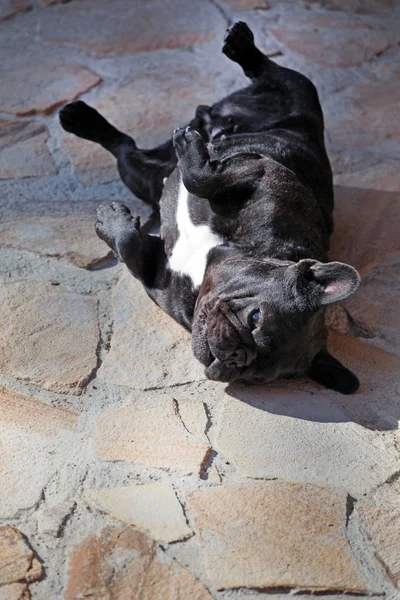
(173, 126, 263, 199)
(95, 202, 167, 289)
(222, 22, 267, 81)
(60, 101, 177, 207)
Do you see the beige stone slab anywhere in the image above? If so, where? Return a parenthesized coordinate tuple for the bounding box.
(95, 395, 210, 475)
(98, 271, 204, 390)
(0, 583, 29, 600)
(187, 481, 367, 591)
(0, 281, 99, 394)
(304, 0, 395, 13)
(358, 506, 400, 588)
(0, 55, 101, 116)
(268, 13, 399, 68)
(0, 386, 79, 435)
(333, 159, 400, 193)
(330, 185, 400, 273)
(40, 0, 226, 55)
(0, 120, 56, 179)
(85, 483, 192, 543)
(0, 527, 43, 586)
(64, 526, 212, 600)
(0, 215, 113, 268)
(220, 0, 270, 9)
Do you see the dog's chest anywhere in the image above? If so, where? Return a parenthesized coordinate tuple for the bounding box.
(168, 178, 223, 288)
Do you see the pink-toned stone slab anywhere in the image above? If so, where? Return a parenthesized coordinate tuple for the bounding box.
(358, 506, 400, 588)
(98, 270, 204, 389)
(0, 0, 31, 22)
(268, 14, 399, 67)
(0, 215, 112, 268)
(61, 62, 216, 185)
(0, 527, 42, 588)
(187, 481, 367, 591)
(220, 0, 270, 9)
(64, 526, 212, 600)
(333, 157, 400, 193)
(0, 386, 79, 435)
(304, 0, 395, 13)
(40, 0, 226, 55)
(0, 281, 99, 394)
(330, 185, 400, 273)
(95, 395, 210, 475)
(0, 60, 101, 117)
(0, 120, 56, 179)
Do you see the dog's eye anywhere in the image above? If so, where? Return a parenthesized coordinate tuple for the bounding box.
(250, 310, 261, 330)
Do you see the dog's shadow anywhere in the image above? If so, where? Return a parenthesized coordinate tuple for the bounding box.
(227, 185, 400, 433)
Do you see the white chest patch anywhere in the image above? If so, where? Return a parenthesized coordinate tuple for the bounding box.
(169, 178, 223, 288)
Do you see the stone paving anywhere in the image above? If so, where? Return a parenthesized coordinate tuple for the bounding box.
(0, 0, 400, 598)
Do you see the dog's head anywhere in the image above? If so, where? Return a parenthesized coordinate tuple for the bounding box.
(192, 252, 361, 394)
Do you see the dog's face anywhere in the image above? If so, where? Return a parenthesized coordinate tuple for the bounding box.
(192, 254, 361, 394)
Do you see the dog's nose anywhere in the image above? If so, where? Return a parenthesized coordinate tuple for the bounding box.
(229, 346, 255, 367)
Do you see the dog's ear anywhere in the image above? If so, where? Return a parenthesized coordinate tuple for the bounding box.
(308, 348, 359, 394)
(287, 259, 360, 307)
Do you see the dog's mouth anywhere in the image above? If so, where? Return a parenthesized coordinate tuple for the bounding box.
(205, 355, 256, 382)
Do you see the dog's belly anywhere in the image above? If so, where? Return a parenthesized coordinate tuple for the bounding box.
(168, 178, 223, 288)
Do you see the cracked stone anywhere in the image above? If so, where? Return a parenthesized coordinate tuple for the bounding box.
(358, 506, 400, 588)
(0, 0, 31, 22)
(0, 120, 56, 180)
(37, 501, 76, 537)
(40, 0, 226, 55)
(304, 0, 395, 14)
(330, 186, 400, 273)
(61, 60, 216, 185)
(187, 481, 367, 591)
(85, 483, 192, 543)
(95, 395, 210, 475)
(325, 66, 400, 155)
(216, 331, 400, 496)
(342, 252, 400, 357)
(65, 526, 213, 600)
(0, 527, 43, 592)
(268, 14, 399, 68)
(0, 215, 113, 268)
(0, 281, 99, 394)
(98, 270, 204, 389)
(0, 49, 101, 116)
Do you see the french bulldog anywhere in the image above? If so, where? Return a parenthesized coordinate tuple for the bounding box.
(60, 22, 361, 394)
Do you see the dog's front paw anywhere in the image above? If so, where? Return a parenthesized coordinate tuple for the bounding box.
(222, 21, 255, 60)
(95, 203, 140, 259)
(173, 127, 209, 165)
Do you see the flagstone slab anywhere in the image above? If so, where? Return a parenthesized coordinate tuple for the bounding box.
(0, 215, 112, 268)
(186, 481, 368, 591)
(0, 0, 31, 22)
(40, 0, 226, 55)
(95, 395, 210, 475)
(0, 120, 56, 179)
(0, 281, 99, 394)
(0, 527, 43, 597)
(268, 13, 399, 68)
(85, 483, 192, 543)
(0, 53, 101, 116)
(64, 526, 212, 600)
(358, 506, 400, 588)
(98, 270, 204, 389)
(330, 185, 400, 273)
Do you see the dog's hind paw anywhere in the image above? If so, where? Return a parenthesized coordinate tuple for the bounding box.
(59, 101, 110, 142)
(222, 21, 255, 61)
(95, 203, 140, 259)
(173, 126, 208, 161)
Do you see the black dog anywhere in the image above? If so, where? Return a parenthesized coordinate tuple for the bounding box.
(60, 22, 360, 394)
